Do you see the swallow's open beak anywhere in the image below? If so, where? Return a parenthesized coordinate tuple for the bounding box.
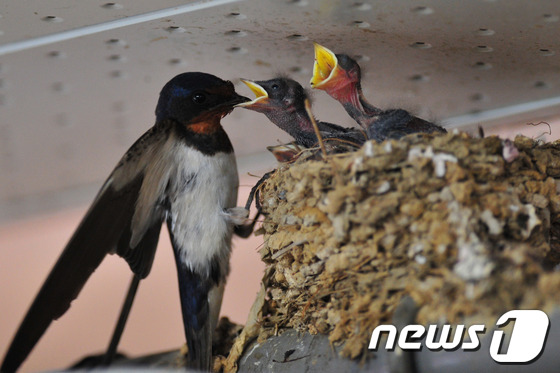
(235, 79, 270, 108)
(310, 43, 340, 89)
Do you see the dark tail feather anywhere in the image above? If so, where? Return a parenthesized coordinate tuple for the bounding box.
(173, 259, 213, 371)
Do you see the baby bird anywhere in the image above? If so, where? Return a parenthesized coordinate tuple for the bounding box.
(310, 43, 446, 142)
(237, 76, 366, 151)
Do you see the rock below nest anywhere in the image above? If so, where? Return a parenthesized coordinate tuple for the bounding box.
(221, 132, 560, 372)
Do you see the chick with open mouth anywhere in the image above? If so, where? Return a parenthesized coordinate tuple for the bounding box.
(311, 43, 446, 141)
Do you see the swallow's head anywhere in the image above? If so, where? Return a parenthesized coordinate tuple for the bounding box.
(310, 43, 361, 97)
(156, 72, 250, 124)
(236, 77, 307, 114)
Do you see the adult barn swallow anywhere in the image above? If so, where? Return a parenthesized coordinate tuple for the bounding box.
(1, 72, 249, 372)
(310, 43, 446, 141)
(237, 77, 366, 150)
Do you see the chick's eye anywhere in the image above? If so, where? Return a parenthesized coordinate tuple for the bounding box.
(271, 84, 279, 90)
(192, 92, 207, 104)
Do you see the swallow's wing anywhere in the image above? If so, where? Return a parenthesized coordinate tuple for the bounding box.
(1, 126, 168, 373)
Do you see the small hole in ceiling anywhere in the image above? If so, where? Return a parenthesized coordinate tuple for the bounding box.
(412, 6, 433, 15)
(227, 46, 248, 54)
(534, 81, 549, 88)
(225, 30, 247, 37)
(47, 51, 66, 59)
(227, 12, 247, 19)
(287, 34, 308, 41)
(289, 0, 309, 6)
(475, 28, 495, 36)
(166, 26, 186, 34)
(108, 54, 126, 62)
(352, 3, 372, 11)
(110, 70, 127, 79)
(102, 3, 123, 9)
(169, 58, 186, 66)
(106, 38, 127, 46)
(542, 14, 559, 22)
(470, 93, 487, 102)
(475, 45, 493, 52)
(539, 49, 555, 56)
(410, 74, 429, 82)
(473, 61, 492, 70)
(353, 21, 371, 28)
(410, 41, 432, 49)
(52, 82, 69, 93)
(42, 16, 63, 23)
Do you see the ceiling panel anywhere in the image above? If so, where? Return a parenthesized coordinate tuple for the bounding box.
(1, 0, 559, 222)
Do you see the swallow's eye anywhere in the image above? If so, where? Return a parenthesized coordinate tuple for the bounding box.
(271, 84, 279, 90)
(192, 92, 207, 104)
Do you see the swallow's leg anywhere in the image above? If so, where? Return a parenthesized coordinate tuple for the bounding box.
(102, 274, 141, 366)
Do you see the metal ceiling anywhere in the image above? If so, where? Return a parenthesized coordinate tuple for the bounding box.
(1, 0, 559, 222)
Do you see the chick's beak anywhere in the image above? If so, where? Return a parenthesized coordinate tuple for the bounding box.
(235, 79, 270, 108)
(310, 43, 340, 89)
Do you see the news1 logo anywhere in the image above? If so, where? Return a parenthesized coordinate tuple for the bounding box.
(369, 310, 549, 363)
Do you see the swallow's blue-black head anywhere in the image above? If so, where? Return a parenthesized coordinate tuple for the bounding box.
(155, 72, 249, 124)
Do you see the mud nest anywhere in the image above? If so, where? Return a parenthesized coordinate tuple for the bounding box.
(224, 132, 560, 370)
